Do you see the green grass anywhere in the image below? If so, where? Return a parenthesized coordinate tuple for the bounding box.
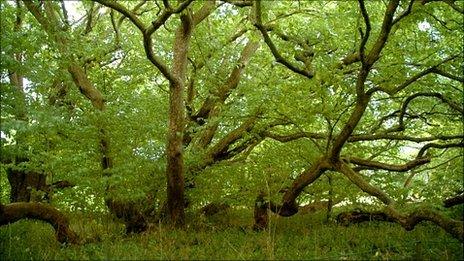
(1, 209, 462, 260)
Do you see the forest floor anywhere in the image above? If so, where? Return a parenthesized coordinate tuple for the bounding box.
(0, 209, 462, 260)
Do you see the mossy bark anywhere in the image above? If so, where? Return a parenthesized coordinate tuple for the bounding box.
(105, 199, 148, 234)
(0, 202, 79, 244)
(7, 169, 47, 202)
(253, 192, 269, 231)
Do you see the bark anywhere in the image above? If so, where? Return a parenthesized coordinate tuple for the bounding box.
(337, 162, 394, 205)
(253, 192, 269, 230)
(337, 209, 396, 226)
(0, 202, 79, 244)
(7, 168, 47, 202)
(164, 12, 193, 226)
(444, 194, 464, 208)
(105, 199, 148, 234)
(199, 203, 230, 216)
(340, 207, 463, 242)
(280, 158, 332, 216)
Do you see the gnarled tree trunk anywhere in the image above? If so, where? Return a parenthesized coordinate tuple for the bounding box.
(0, 202, 79, 244)
(7, 169, 47, 202)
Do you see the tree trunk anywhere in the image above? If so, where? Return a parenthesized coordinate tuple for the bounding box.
(253, 192, 269, 231)
(105, 199, 148, 233)
(7, 169, 48, 202)
(165, 12, 193, 226)
(0, 202, 79, 244)
(165, 80, 186, 225)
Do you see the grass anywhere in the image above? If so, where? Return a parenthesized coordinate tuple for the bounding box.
(0, 209, 462, 260)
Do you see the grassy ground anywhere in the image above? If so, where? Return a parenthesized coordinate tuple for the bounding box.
(0, 209, 462, 260)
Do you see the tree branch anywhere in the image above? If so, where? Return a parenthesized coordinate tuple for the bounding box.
(253, 0, 314, 79)
(193, 40, 259, 122)
(384, 206, 463, 241)
(279, 158, 332, 216)
(192, 0, 218, 26)
(387, 55, 459, 95)
(94, 0, 146, 32)
(338, 207, 463, 241)
(94, 0, 193, 85)
(349, 133, 464, 142)
(337, 161, 394, 205)
(392, 0, 414, 25)
(357, 0, 371, 62)
(222, 0, 253, 7)
(443, 193, 464, 208)
(393, 92, 463, 132)
(417, 142, 464, 158)
(207, 112, 261, 161)
(0, 202, 79, 244)
(345, 156, 431, 172)
(365, 0, 400, 65)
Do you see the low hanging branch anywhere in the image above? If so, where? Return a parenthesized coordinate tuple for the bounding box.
(336, 162, 463, 241)
(0, 202, 79, 244)
(337, 209, 395, 226)
(338, 206, 463, 242)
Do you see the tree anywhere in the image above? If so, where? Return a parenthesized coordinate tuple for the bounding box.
(94, 0, 265, 225)
(1, 0, 462, 241)
(250, 0, 463, 241)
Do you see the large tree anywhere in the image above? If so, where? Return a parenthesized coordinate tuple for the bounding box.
(250, 0, 463, 241)
(1, 0, 462, 240)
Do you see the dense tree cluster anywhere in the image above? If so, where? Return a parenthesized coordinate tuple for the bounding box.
(1, 0, 462, 242)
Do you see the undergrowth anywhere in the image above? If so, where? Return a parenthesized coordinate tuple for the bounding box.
(0, 209, 462, 260)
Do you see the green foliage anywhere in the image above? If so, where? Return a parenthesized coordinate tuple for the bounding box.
(0, 209, 462, 260)
(0, 0, 462, 258)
